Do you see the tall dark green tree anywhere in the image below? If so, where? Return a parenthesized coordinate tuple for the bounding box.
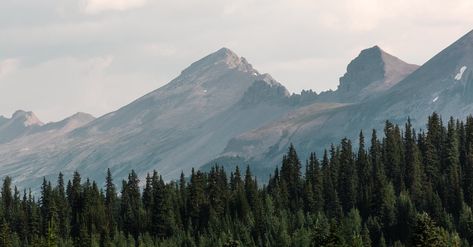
(338, 138, 357, 212)
(357, 131, 372, 218)
(404, 118, 423, 202)
(280, 144, 302, 211)
(120, 170, 142, 241)
(104, 168, 117, 238)
(383, 121, 404, 193)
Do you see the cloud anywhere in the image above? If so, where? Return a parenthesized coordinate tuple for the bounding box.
(0, 59, 20, 78)
(1, 0, 473, 121)
(83, 0, 147, 14)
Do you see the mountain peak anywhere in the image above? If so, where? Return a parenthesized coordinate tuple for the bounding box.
(68, 112, 95, 121)
(179, 48, 256, 77)
(334, 46, 418, 102)
(11, 110, 43, 127)
(213, 47, 238, 59)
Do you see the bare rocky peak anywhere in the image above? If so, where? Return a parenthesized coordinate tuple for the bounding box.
(66, 112, 95, 122)
(335, 46, 418, 101)
(11, 110, 44, 127)
(0, 110, 44, 143)
(239, 74, 290, 107)
(178, 47, 257, 78)
(40, 112, 95, 133)
(52, 112, 95, 128)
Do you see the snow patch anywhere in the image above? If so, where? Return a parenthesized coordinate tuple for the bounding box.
(433, 96, 439, 102)
(203, 89, 208, 93)
(455, 66, 467, 80)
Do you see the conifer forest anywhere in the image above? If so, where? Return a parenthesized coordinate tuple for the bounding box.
(2, 113, 473, 246)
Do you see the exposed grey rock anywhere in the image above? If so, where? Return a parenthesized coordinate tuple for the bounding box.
(0, 110, 43, 143)
(318, 46, 419, 103)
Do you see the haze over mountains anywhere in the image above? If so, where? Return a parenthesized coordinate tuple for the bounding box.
(2, 30, 473, 188)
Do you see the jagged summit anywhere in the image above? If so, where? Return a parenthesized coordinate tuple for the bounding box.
(10, 110, 43, 127)
(138, 47, 264, 109)
(178, 47, 257, 79)
(39, 112, 95, 133)
(0, 110, 43, 143)
(67, 112, 95, 121)
(333, 45, 418, 102)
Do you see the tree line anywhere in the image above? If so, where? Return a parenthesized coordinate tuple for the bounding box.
(1, 112, 473, 246)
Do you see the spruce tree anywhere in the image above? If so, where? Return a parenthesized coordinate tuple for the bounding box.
(357, 131, 372, 218)
(404, 118, 423, 202)
(338, 138, 357, 212)
(412, 212, 447, 247)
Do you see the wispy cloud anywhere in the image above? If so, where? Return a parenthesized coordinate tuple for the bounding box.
(1, 0, 473, 121)
(0, 59, 20, 78)
(83, 0, 147, 14)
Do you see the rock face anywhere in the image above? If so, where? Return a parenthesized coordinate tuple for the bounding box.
(238, 75, 290, 107)
(319, 46, 419, 103)
(0, 110, 44, 143)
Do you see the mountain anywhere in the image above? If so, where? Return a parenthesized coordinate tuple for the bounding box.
(317, 46, 419, 103)
(5, 29, 473, 188)
(368, 30, 473, 124)
(212, 30, 473, 176)
(0, 110, 44, 143)
(0, 48, 296, 188)
(40, 112, 95, 133)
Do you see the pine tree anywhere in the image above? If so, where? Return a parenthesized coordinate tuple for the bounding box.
(40, 178, 54, 237)
(383, 121, 404, 193)
(424, 113, 443, 192)
(244, 166, 258, 211)
(412, 212, 447, 247)
(280, 144, 302, 211)
(338, 138, 357, 212)
(444, 118, 464, 215)
(321, 150, 342, 219)
(370, 130, 388, 218)
(0, 221, 12, 247)
(464, 116, 473, 207)
(357, 131, 372, 218)
(69, 171, 83, 242)
(404, 118, 423, 202)
(46, 219, 57, 247)
(151, 171, 176, 238)
(2, 176, 13, 223)
(120, 170, 142, 242)
(361, 224, 372, 247)
(188, 169, 208, 232)
(104, 168, 117, 238)
(55, 173, 70, 240)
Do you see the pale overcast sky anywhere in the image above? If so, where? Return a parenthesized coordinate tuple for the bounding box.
(1, 0, 473, 122)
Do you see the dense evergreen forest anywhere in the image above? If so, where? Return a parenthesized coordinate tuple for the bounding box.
(3, 113, 473, 246)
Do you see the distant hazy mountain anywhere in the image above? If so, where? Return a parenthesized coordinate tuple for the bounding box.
(0, 110, 44, 143)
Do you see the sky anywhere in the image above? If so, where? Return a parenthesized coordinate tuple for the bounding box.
(1, 0, 473, 122)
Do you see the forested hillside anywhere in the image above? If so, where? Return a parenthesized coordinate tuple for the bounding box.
(2, 113, 473, 246)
